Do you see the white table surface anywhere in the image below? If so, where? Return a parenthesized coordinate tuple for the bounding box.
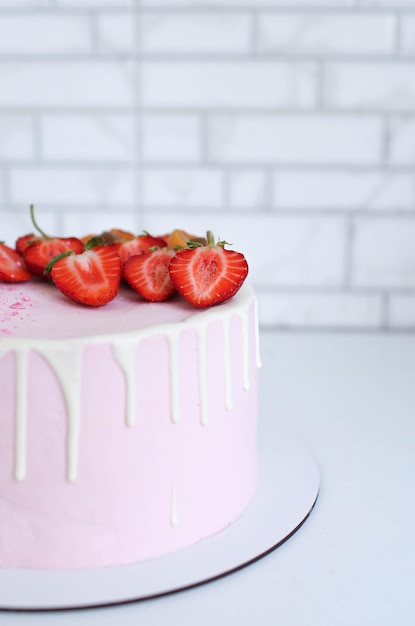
(1, 330, 414, 626)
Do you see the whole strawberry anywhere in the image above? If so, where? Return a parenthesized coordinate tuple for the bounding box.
(23, 205, 83, 278)
(0, 243, 32, 283)
(168, 231, 248, 308)
(47, 241, 122, 307)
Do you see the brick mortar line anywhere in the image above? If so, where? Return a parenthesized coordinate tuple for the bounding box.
(381, 292, 391, 330)
(254, 286, 415, 295)
(89, 9, 100, 55)
(4, 161, 415, 173)
(395, 10, 403, 56)
(1, 53, 415, 61)
(0, 167, 11, 205)
(32, 112, 43, 162)
(3, 202, 415, 218)
(259, 325, 415, 334)
(0, 5, 413, 22)
(0, 6, 412, 15)
(3, 203, 415, 220)
(199, 113, 208, 164)
(264, 165, 274, 214)
(382, 114, 392, 165)
(250, 8, 258, 57)
(132, 0, 143, 233)
(317, 59, 325, 110)
(343, 216, 354, 288)
(0, 107, 407, 118)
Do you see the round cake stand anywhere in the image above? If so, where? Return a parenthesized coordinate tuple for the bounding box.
(0, 428, 320, 612)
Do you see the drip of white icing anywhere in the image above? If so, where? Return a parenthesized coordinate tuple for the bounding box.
(223, 318, 233, 411)
(197, 325, 208, 426)
(112, 340, 138, 427)
(14, 349, 28, 481)
(253, 298, 262, 369)
(240, 310, 251, 391)
(170, 486, 179, 528)
(39, 346, 83, 482)
(166, 333, 180, 424)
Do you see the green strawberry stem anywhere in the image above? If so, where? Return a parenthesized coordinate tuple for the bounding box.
(44, 250, 74, 275)
(30, 204, 50, 240)
(84, 236, 105, 251)
(206, 230, 215, 247)
(205, 231, 230, 248)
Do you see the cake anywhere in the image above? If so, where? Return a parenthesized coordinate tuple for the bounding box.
(0, 279, 260, 569)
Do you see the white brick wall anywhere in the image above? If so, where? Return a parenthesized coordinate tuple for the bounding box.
(140, 13, 252, 54)
(142, 62, 317, 109)
(0, 1, 414, 331)
(257, 14, 396, 56)
(41, 115, 136, 162)
(208, 115, 382, 164)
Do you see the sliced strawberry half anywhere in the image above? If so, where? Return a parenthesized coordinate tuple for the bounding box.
(123, 249, 176, 302)
(15, 233, 36, 256)
(49, 246, 122, 307)
(114, 233, 166, 266)
(168, 232, 248, 308)
(0, 243, 32, 283)
(21, 206, 83, 278)
(24, 237, 84, 277)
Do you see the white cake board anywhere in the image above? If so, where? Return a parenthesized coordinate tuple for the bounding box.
(0, 428, 319, 612)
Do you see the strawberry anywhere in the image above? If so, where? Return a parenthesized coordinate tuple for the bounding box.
(15, 233, 36, 256)
(168, 232, 248, 308)
(24, 237, 84, 278)
(113, 233, 166, 266)
(123, 249, 176, 302)
(0, 243, 32, 283)
(22, 205, 83, 278)
(48, 245, 122, 307)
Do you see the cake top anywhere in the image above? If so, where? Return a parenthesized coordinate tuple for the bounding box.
(0, 280, 193, 340)
(0, 281, 254, 342)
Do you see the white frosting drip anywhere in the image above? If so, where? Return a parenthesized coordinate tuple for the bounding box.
(170, 486, 179, 528)
(2, 286, 259, 483)
(254, 297, 262, 369)
(14, 349, 28, 481)
(223, 318, 233, 411)
(39, 346, 83, 482)
(112, 340, 138, 427)
(240, 309, 251, 391)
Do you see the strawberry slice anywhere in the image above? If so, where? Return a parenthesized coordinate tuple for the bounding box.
(0, 243, 32, 283)
(24, 237, 84, 278)
(22, 206, 83, 278)
(114, 233, 166, 266)
(15, 233, 36, 256)
(168, 232, 248, 308)
(123, 249, 176, 302)
(49, 246, 122, 307)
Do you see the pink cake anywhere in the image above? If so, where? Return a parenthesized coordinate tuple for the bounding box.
(0, 280, 260, 569)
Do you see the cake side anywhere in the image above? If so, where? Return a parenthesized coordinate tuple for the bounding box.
(0, 284, 260, 569)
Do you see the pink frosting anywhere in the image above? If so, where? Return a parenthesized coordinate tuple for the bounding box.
(0, 282, 259, 569)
